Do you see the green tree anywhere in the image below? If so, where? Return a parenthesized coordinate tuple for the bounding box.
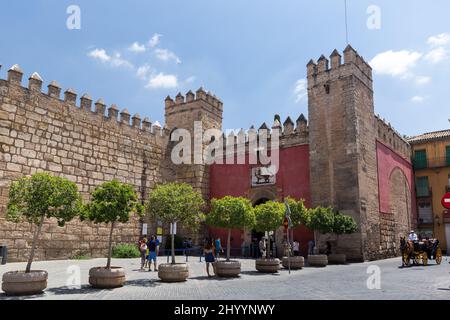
(146, 183, 205, 264)
(284, 197, 308, 227)
(332, 212, 357, 252)
(206, 196, 255, 261)
(6, 172, 82, 273)
(307, 206, 335, 254)
(82, 179, 143, 269)
(254, 201, 285, 259)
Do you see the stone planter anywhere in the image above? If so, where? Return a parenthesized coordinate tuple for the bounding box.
(255, 258, 281, 273)
(89, 267, 125, 289)
(2, 270, 48, 296)
(327, 254, 346, 264)
(307, 255, 328, 267)
(158, 263, 189, 282)
(282, 256, 305, 269)
(215, 260, 241, 277)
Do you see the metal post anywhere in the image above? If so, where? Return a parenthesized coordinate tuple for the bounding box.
(287, 227, 291, 274)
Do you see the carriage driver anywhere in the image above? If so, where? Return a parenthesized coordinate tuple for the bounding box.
(408, 230, 418, 242)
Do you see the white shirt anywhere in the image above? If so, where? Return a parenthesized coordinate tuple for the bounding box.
(293, 242, 300, 251)
(408, 233, 418, 241)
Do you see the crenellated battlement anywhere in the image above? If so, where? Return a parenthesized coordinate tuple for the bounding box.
(165, 88, 223, 111)
(375, 114, 412, 160)
(0, 64, 167, 138)
(307, 45, 373, 90)
(214, 114, 309, 160)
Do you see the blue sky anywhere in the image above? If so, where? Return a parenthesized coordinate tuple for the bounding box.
(0, 0, 449, 136)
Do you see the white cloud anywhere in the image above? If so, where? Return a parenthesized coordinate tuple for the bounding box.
(88, 49, 111, 62)
(427, 33, 450, 47)
(110, 53, 133, 68)
(149, 33, 162, 48)
(128, 42, 146, 53)
(411, 96, 425, 103)
(294, 79, 307, 103)
(415, 76, 431, 85)
(370, 50, 422, 78)
(154, 48, 181, 64)
(88, 48, 133, 68)
(146, 73, 178, 89)
(136, 64, 151, 80)
(184, 76, 196, 84)
(424, 47, 448, 64)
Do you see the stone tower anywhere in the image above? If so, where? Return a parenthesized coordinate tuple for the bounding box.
(164, 88, 223, 198)
(163, 88, 223, 242)
(307, 46, 380, 261)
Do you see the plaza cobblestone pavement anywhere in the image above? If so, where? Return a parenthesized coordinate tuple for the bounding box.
(1, 256, 450, 300)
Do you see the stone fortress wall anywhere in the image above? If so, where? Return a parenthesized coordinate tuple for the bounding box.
(0, 64, 170, 262)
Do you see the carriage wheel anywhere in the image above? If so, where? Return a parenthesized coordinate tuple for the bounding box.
(422, 252, 428, 266)
(435, 248, 442, 265)
(402, 252, 410, 267)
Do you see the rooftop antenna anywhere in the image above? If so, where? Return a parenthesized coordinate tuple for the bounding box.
(344, 0, 349, 44)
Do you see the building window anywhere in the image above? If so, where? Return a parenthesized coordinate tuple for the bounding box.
(414, 150, 427, 169)
(416, 176, 430, 197)
(418, 202, 433, 224)
(446, 146, 450, 166)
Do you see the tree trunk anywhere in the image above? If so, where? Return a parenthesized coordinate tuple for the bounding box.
(226, 229, 231, 262)
(313, 231, 318, 255)
(266, 231, 270, 259)
(26, 214, 45, 273)
(171, 231, 175, 264)
(336, 234, 339, 254)
(106, 221, 115, 269)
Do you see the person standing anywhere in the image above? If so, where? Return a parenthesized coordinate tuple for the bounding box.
(259, 237, 266, 258)
(308, 239, 315, 255)
(214, 237, 223, 259)
(139, 239, 147, 270)
(204, 241, 216, 277)
(293, 240, 300, 256)
(147, 235, 160, 272)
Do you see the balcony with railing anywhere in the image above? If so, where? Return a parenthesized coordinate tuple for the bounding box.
(413, 156, 450, 170)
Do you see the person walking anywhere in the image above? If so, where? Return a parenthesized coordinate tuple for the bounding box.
(147, 235, 160, 272)
(204, 241, 216, 277)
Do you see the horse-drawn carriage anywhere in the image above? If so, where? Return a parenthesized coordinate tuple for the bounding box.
(400, 237, 442, 267)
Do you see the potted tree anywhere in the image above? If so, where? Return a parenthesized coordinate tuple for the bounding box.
(254, 201, 285, 273)
(328, 211, 357, 264)
(306, 206, 334, 267)
(82, 179, 143, 289)
(2, 172, 82, 295)
(281, 197, 308, 270)
(206, 196, 255, 277)
(146, 183, 204, 282)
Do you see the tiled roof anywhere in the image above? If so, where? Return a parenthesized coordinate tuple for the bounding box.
(407, 129, 450, 144)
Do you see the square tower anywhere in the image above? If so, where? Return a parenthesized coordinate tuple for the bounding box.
(307, 46, 380, 261)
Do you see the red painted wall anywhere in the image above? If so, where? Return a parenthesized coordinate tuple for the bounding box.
(376, 140, 417, 218)
(208, 145, 314, 255)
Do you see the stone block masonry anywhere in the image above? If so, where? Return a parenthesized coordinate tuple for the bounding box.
(0, 64, 170, 262)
